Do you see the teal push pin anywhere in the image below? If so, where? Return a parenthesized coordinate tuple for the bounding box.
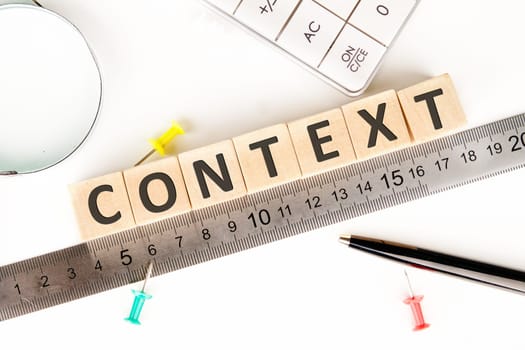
(125, 261, 154, 325)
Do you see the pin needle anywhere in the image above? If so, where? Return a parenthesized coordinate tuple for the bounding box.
(403, 270, 430, 331)
(125, 261, 154, 325)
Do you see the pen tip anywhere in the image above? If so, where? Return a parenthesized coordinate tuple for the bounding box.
(339, 234, 351, 245)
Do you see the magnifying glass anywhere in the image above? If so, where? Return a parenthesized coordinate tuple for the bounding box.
(0, 0, 102, 175)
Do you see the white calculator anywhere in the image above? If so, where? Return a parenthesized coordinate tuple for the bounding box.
(203, 0, 417, 96)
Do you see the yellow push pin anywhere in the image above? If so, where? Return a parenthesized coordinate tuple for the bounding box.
(134, 121, 185, 166)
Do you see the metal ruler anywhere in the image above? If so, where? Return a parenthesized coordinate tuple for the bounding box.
(2, 113, 525, 321)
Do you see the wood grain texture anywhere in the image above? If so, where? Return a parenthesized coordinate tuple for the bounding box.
(397, 74, 467, 142)
(123, 156, 191, 225)
(69, 172, 135, 241)
(288, 108, 356, 177)
(233, 124, 301, 192)
(342, 89, 411, 159)
(178, 140, 246, 209)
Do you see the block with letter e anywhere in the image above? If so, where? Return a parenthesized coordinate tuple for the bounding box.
(288, 108, 356, 176)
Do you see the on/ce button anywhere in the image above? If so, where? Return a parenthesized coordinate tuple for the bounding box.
(319, 24, 386, 93)
(343, 47, 368, 72)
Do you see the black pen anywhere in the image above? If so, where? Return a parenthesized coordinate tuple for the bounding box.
(339, 235, 525, 295)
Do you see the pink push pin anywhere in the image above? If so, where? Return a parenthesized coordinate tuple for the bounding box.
(403, 270, 430, 331)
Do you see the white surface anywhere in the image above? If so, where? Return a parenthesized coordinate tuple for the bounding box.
(0, 5, 100, 173)
(207, 0, 240, 13)
(0, 0, 524, 349)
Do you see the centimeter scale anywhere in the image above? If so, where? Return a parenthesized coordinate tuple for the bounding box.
(1, 113, 525, 321)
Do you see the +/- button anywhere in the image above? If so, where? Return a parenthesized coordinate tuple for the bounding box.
(235, 0, 301, 40)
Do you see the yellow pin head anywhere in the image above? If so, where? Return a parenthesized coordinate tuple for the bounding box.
(135, 121, 185, 167)
(148, 121, 185, 156)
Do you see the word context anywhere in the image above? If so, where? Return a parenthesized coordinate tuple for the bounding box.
(70, 74, 466, 240)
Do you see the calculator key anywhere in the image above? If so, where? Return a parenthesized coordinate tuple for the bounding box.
(203, 0, 417, 95)
(314, 0, 359, 19)
(277, 0, 345, 66)
(349, 0, 416, 46)
(206, 0, 241, 14)
(319, 24, 386, 93)
(234, 0, 300, 40)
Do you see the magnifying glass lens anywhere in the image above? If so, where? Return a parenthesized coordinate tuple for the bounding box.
(0, 5, 101, 174)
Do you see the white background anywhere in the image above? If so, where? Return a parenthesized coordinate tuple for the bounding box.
(1, 1, 525, 348)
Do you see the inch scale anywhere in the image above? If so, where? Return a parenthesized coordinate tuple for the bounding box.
(2, 113, 525, 321)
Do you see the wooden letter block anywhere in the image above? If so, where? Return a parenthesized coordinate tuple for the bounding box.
(288, 108, 356, 176)
(342, 90, 411, 159)
(178, 140, 246, 209)
(233, 124, 302, 192)
(69, 172, 135, 241)
(123, 156, 191, 225)
(397, 73, 467, 142)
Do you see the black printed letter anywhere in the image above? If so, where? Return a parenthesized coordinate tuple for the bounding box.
(357, 103, 398, 148)
(139, 172, 177, 213)
(88, 185, 121, 225)
(413, 89, 444, 130)
(193, 154, 233, 199)
(307, 120, 339, 162)
(249, 136, 279, 178)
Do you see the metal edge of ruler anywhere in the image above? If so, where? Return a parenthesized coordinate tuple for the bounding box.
(1, 112, 525, 321)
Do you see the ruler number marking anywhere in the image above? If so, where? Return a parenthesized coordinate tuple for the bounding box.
(148, 244, 158, 256)
(331, 188, 349, 202)
(305, 196, 322, 210)
(380, 169, 404, 189)
(228, 221, 237, 233)
(356, 181, 372, 195)
(248, 209, 271, 228)
(486, 142, 503, 156)
(40, 275, 50, 288)
(67, 267, 77, 280)
(120, 249, 132, 266)
(509, 132, 525, 152)
(408, 165, 425, 179)
(202, 228, 211, 241)
(460, 150, 477, 163)
(434, 157, 449, 171)
(277, 204, 292, 218)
